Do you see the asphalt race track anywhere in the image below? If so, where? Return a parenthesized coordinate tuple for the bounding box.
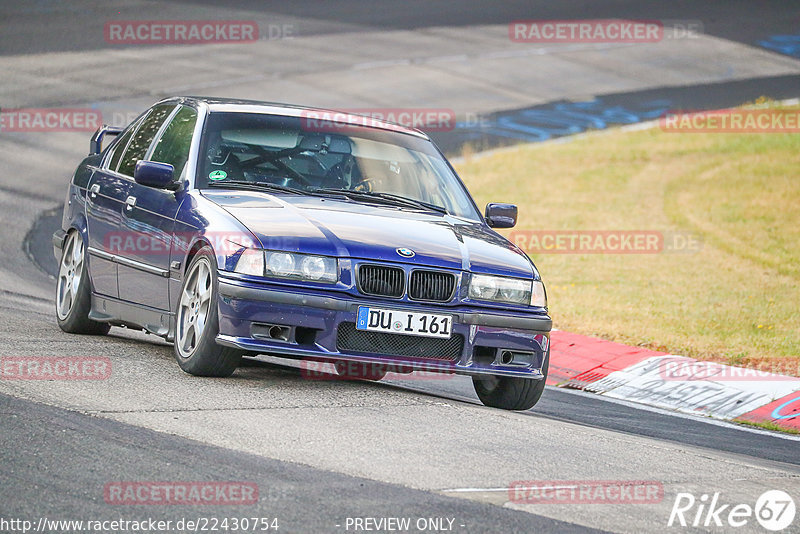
(2, 2, 800, 533)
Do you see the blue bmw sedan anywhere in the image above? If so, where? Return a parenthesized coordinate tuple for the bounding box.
(53, 97, 551, 410)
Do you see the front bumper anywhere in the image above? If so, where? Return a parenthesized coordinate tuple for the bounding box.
(216, 276, 552, 379)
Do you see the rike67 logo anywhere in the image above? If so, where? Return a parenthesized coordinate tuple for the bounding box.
(669, 490, 796, 531)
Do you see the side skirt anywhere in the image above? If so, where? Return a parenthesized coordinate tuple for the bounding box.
(89, 293, 175, 341)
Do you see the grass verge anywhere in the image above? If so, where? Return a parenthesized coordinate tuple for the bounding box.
(734, 418, 800, 435)
(455, 105, 800, 374)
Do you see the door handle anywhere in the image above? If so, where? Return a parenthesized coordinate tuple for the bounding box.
(125, 196, 137, 211)
(89, 184, 100, 198)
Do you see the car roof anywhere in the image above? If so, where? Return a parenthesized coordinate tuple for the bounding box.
(156, 96, 431, 140)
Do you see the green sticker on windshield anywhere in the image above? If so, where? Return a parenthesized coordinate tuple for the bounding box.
(209, 170, 227, 181)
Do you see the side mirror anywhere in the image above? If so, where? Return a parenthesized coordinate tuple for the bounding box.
(134, 161, 178, 191)
(485, 203, 517, 228)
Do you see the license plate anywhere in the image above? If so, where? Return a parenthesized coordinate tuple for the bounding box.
(356, 307, 453, 339)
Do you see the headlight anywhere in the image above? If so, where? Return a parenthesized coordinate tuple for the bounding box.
(264, 251, 338, 283)
(469, 274, 531, 305)
(531, 280, 547, 308)
(267, 252, 295, 274)
(300, 255, 328, 279)
(234, 248, 265, 276)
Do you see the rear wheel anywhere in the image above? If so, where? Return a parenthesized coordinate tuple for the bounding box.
(174, 246, 242, 377)
(55, 230, 110, 335)
(472, 349, 549, 410)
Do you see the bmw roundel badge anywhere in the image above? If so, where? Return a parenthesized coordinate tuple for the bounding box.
(396, 247, 415, 258)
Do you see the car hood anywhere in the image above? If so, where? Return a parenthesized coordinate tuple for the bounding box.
(203, 191, 534, 278)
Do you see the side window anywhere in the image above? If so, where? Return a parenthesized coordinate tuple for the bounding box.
(107, 128, 134, 172)
(149, 106, 198, 180)
(117, 104, 175, 177)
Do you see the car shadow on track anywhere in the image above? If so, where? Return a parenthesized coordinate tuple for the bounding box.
(239, 355, 487, 407)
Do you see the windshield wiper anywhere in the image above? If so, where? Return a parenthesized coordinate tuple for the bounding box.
(311, 188, 448, 214)
(375, 192, 449, 214)
(207, 180, 306, 195)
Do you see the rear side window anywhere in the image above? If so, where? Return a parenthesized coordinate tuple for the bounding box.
(150, 106, 198, 180)
(117, 104, 175, 177)
(107, 128, 134, 172)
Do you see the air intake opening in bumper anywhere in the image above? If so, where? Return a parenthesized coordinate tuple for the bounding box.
(336, 322, 463, 361)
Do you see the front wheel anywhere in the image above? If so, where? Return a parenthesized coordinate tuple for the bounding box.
(173, 246, 242, 377)
(55, 230, 110, 335)
(472, 349, 549, 411)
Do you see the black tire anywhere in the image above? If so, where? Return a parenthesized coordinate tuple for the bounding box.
(173, 246, 242, 377)
(55, 230, 110, 336)
(472, 349, 549, 410)
(335, 360, 387, 381)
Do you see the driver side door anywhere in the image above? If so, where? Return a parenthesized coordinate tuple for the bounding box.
(112, 103, 177, 312)
(118, 105, 199, 314)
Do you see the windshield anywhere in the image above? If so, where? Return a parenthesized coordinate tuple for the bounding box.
(198, 111, 480, 220)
